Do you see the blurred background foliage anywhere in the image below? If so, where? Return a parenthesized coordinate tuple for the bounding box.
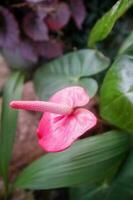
(0, 0, 132, 70)
(0, 0, 133, 200)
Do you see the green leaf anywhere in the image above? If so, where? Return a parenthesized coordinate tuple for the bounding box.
(88, 0, 133, 47)
(79, 78, 98, 98)
(34, 49, 109, 100)
(70, 151, 133, 200)
(70, 149, 133, 200)
(14, 130, 128, 190)
(100, 46, 133, 133)
(88, 151, 133, 200)
(0, 72, 24, 186)
(118, 31, 133, 55)
(104, 150, 133, 200)
(70, 185, 109, 200)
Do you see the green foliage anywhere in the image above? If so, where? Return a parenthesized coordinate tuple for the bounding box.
(105, 150, 133, 200)
(70, 185, 109, 200)
(0, 72, 24, 187)
(14, 130, 128, 189)
(0, 1, 132, 198)
(34, 49, 109, 100)
(88, 0, 133, 47)
(100, 45, 133, 133)
(70, 151, 133, 200)
(118, 31, 133, 55)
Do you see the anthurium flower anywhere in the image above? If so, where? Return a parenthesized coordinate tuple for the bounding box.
(10, 86, 97, 152)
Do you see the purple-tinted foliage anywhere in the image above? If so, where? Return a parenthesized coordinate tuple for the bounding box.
(23, 12, 49, 41)
(70, 0, 86, 29)
(0, 0, 86, 65)
(2, 40, 38, 69)
(34, 40, 63, 59)
(0, 6, 20, 49)
(19, 40, 38, 63)
(36, 0, 58, 19)
(36, 6, 47, 20)
(45, 3, 71, 31)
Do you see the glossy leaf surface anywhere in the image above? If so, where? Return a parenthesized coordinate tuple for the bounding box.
(100, 46, 133, 133)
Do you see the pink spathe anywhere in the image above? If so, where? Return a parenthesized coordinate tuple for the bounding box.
(10, 86, 97, 152)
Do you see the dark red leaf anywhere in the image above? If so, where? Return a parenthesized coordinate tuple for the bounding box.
(70, 0, 86, 29)
(0, 6, 20, 48)
(35, 40, 63, 59)
(23, 12, 49, 41)
(45, 3, 71, 31)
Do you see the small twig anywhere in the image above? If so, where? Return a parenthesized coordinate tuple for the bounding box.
(12, 2, 56, 14)
(12, 2, 29, 8)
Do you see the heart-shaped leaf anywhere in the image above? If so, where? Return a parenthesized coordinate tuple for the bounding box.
(14, 130, 128, 189)
(100, 46, 133, 133)
(79, 78, 98, 98)
(34, 49, 109, 100)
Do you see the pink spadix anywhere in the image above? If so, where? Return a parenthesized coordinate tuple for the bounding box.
(10, 86, 97, 152)
(10, 101, 73, 115)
